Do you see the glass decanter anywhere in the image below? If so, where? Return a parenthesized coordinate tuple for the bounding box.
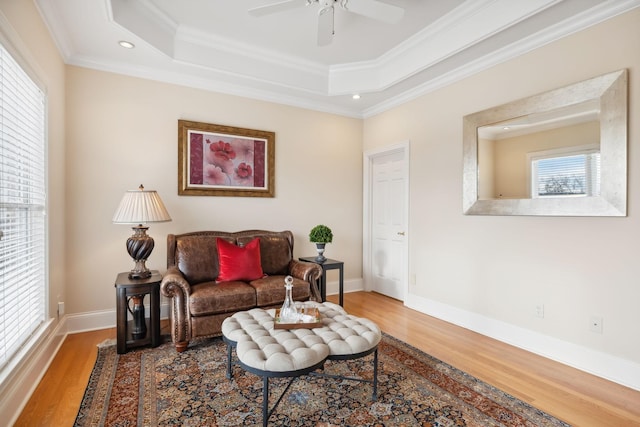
(280, 275, 298, 322)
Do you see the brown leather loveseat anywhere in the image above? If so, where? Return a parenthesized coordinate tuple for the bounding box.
(160, 230, 322, 352)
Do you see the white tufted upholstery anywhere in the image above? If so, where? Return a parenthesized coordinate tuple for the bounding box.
(222, 302, 381, 373)
(313, 302, 381, 356)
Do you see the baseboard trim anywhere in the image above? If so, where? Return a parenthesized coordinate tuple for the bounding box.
(404, 293, 640, 391)
(65, 304, 173, 334)
(325, 278, 363, 297)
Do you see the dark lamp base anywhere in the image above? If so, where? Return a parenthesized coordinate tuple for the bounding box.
(126, 225, 155, 281)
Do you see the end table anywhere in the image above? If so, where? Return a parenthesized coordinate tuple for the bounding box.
(299, 257, 344, 306)
(114, 270, 162, 354)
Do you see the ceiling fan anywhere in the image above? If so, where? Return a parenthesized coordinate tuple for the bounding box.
(248, 0, 405, 46)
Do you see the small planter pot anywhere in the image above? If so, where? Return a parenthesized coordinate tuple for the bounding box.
(315, 243, 326, 262)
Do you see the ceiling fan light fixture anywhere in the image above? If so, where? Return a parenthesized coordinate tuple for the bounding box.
(249, 0, 405, 46)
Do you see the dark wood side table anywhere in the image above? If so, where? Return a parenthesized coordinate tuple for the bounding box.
(299, 257, 344, 306)
(114, 270, 162, 354)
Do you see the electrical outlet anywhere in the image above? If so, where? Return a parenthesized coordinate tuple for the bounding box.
(590, 316, 603, 334)
(535, 303, 544, 318)
(58, 301, 65, 316)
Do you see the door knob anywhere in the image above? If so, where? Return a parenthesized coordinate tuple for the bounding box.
(397, 231, 405, 236)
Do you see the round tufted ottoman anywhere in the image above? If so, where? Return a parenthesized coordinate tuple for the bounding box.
(221, 302, 381, 426)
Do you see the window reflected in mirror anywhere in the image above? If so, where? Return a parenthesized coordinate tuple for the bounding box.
(530, 146, 600, 198)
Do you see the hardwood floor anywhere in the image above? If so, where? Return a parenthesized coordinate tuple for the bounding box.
(14, 327, 116, 427)
(15, 291, 640, 426)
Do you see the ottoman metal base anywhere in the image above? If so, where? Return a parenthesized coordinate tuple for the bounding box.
(224, 335, 378, 427)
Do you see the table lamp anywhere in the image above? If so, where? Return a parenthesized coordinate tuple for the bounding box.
(112, 185, 172, 279)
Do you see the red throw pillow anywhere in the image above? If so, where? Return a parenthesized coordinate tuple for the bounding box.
(216, 237, 264, 282)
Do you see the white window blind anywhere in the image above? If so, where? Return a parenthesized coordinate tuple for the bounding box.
(0, 42, 47, 373)
(529, 146, 600, 198)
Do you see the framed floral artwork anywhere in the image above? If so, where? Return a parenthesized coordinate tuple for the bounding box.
(178, 120, 275, 197)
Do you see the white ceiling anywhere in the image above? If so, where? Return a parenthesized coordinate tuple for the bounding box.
(35, 0, 639, 118)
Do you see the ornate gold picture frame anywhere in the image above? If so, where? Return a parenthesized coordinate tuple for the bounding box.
(178, 120, 275, 197)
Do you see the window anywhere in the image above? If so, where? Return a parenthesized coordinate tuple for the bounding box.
(0, 42, 47, 374)
(529, 145, 600, 198)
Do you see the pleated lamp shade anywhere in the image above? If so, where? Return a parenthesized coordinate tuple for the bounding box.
(113, 185, 171, 279)
(112, 185, 172, 224)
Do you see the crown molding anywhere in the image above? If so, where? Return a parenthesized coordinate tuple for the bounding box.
(329, 0, 559, 95)
(173, 26, 330, 95)
(362, 0, 640, 118)
(34, 0, 640, 117)
(66, 54, 364, 118)
(176, 26, 328, 76)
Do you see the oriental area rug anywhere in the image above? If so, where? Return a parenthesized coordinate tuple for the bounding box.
(74, 334, 571, 427)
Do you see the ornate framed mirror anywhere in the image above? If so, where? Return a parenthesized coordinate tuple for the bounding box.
(463, 69, 627, 216)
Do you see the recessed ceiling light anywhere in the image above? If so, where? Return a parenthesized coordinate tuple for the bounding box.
(118, 41, 135, 49)
(352, 94, 360, 100)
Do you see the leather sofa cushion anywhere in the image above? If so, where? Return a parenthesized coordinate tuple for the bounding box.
(175, 235, 234, 284)
(250, 275, 310, 307)
(189, 281, 256, 316)
(238, 234, 291, 275)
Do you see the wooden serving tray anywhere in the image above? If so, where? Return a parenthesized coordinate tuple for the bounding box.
(274, 307, 322, 329)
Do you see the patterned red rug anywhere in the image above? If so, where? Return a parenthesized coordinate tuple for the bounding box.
(74, 334, 571, 426)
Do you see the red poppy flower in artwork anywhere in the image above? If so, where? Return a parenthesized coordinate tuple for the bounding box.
(205, 142, 234, 174)
(209, 140, 236, 161)
(236, 162, 253, 179)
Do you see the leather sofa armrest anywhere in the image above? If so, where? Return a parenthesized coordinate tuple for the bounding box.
(160, 266, 191, 298)
(289, 259, 323, 302)
(160, 266, 191, 351)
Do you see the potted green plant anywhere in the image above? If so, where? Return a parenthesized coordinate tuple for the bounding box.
(309, 224, 333, 262)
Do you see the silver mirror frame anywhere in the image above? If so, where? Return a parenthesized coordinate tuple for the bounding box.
(463, 69, 627, 216)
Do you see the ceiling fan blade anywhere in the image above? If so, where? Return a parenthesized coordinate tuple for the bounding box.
(317, 6, 334, 46)
(248, 0, 308, 17)
(340, 0, 404, 24)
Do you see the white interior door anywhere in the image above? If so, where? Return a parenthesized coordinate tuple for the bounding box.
(364, 143, 409, 301)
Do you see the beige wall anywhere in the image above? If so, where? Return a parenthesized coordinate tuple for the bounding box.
(64, 67, 363, 314)
(364, 9, 640, 366)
